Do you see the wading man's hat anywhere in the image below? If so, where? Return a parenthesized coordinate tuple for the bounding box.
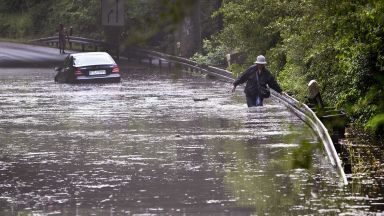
(254, 55, 267, 64)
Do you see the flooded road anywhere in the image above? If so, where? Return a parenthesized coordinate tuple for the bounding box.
(0, 62, 383, 215)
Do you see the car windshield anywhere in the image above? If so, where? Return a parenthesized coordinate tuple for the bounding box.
(73, 54, 115, 67)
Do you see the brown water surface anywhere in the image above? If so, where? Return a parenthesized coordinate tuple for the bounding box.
(0, 63, 383, 215)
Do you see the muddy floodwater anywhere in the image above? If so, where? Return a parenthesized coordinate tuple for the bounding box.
(0, 62, 383, 215)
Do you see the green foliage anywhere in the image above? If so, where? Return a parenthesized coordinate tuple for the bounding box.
(276, 64, 308, 100)
(0, 0, 101, 38)
(0, 0, 196, 42)
(0, 0, 52, 39)
(227, 63, 246, 79)
(212, 0, 282, 56)
(0, 14, 29, 38)
(366, 114, 384, 134)
(191, 38, 227, 66)
(200, 0, 384, 134)
(190, 53, 209, 66)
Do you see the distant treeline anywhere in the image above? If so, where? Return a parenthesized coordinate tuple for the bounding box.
(0, 0, 101, 39)
(0, 0, 196, 44)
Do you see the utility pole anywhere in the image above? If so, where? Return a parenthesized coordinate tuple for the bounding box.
(176, 0, 201, 57)
(101, 0, 125, 60)
(194, 0, 202, 54)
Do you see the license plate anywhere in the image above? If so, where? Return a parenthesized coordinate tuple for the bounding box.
(89, 70, 106, 75)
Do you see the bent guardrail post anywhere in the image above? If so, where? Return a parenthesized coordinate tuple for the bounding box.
(126, 48, 349, 185)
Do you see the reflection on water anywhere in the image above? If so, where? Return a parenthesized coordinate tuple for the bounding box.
(0, 63, 383, 215)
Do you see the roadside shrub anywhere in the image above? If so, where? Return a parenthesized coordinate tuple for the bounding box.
(227, 63, 246, 79)
(191, 38, 228, 67)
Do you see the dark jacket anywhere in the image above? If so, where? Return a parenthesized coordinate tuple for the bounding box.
(233, 65, 282, 96)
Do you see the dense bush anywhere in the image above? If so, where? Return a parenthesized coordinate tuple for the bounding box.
(0, 0, 101, 39)
(191, 38, 228, 67)
(196, 0, 384, 134)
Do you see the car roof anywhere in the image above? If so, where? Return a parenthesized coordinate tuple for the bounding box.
(69, 52, 116, 67)
(70, 52, 112, 58)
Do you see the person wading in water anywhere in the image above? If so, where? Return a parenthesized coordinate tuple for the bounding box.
(231, 55, 283, 107)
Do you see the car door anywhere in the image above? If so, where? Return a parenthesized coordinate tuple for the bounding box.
(63, 56, 74, 82)
(54, 56, 69, 83)
(54, 66, 64, 82)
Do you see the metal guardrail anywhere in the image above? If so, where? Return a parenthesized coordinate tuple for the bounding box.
(272, 92, 348, 185)
(128, 48, 349, 185)
(30, 36, 115, 52)
(126, 48, 233, 80)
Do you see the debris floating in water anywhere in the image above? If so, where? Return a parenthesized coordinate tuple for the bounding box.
(193, 97, 208, 101)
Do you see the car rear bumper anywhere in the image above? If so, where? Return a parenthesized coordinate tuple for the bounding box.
(74, 74, 121, 83)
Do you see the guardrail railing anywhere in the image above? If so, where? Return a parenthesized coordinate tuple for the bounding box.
(30, 36, 116, 54)
(125, 48, 233, 80)
(126, 48, 349, 185)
